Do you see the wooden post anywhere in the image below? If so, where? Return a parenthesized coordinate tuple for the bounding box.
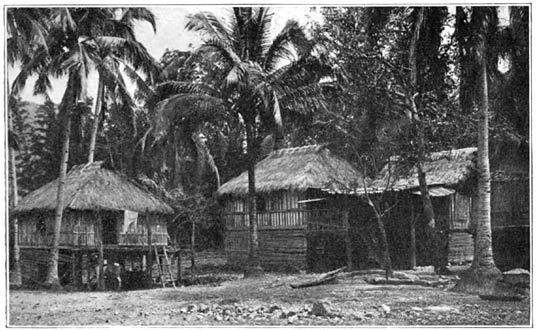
(146, 210, 153, 287)
(409, 199, 417, 269)
(342, 209, 352, 271)
(190, 219, 196, 271)
(97, 210, 105, 290)
(176, 251, 182, 283)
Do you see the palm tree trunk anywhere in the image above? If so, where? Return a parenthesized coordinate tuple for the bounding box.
(45, 75, 76, 289)
(88, 77, 104, 163)
(472, 45, 497, 270)
(244, 123, 263, 277)
(7, 76, 21, 287)
(453, 7, 501, 294)
(9, 145, 22, 286)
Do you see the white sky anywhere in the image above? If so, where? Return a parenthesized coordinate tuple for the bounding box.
(8, 6, 322, 105)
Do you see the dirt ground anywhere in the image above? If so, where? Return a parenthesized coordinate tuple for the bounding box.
(9, 270, 531, 326)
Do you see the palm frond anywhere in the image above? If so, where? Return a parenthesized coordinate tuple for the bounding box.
(186, 12, 234, 47)
(119, 58, 156, 102)
(120, 8, 157, 33)
(263, 19, 312, 71)
(154, 81, 220, 98)
(197, 38, 241, 66)
(276, 82, 328, 115)
(153, 93, 225, 140)
(95, 36, 159, 75)
(10, 46, 50, 96)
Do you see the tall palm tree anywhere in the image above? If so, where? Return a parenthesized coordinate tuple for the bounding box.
(6, 7, 50, 287)
(87, 8, 159, 163)
(453, 7, 502, 294)
(180, 7, 329, 276)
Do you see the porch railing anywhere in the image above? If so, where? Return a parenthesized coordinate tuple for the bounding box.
(224, 209, 343, 230)
(18, 232, 168, 247)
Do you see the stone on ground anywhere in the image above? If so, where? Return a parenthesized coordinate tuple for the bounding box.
(311, 301, 330, 317)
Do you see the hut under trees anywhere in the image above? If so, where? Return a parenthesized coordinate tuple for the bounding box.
(326, 146, 530, 271)
(218, 144, 529, 273)
(217, 145, 364, 272)
(13, 161, 174, 288)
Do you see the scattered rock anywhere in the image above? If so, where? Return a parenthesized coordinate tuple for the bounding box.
(311, 301, 330, 316)
(219, 298, 240, 305)
(179, 307, 188, 314)
(198, 303, 210, 313)
(268, 305, 280, 313)
(287, 311, 297, 317)
(424, 305, 457, 313)
(503, 269, 530, 288)
(187, 303, 198, 312)
(380, 304, 391, 315)
(287, 315, 298, 324)
(214, 315, 223, 321)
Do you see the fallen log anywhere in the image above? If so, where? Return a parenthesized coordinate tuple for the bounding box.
(290, 267, 347, 289)
(364, 277, 449, 287)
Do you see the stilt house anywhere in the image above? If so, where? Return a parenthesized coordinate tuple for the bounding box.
(217, 145, 364, 271)
(13, 161, 174, 287)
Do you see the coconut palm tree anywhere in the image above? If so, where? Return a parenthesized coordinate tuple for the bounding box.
(179, 7, 329, 276)
(6, 7, 50, 287)
(87, 8, 159, 163)
(453, 6, 502, 294)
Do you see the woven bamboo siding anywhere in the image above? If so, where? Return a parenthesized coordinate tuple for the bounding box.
(491, 178, 530, 229)
(225, 228, 307, 270)
(448, 232, 474, 264)
(18, 211, 168, 247)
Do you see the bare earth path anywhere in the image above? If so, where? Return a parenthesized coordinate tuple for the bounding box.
(9, 272, 531, 326)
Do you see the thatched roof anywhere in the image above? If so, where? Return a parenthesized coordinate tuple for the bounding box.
(326, 147, 477, 195)
(15, 162, 174, 214)
(217, 145, 363, 196)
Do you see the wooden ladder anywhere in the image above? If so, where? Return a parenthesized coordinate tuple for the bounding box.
(154, 246, 176, 289)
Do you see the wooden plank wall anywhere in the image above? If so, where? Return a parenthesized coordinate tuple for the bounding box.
(225, 227, 308, 271)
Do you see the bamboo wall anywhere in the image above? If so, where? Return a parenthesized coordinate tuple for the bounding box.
(491, 178, 530, 229)
(18, 210, 169, 248)
(223, 190, 345, 271)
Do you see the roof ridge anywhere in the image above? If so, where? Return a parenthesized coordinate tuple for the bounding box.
(268, 144, 326, 158)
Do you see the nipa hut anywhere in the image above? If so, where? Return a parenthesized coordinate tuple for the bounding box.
(13, 161, 174, 288)
(326, 146, 529, 270)
(217, 145, 364, 271)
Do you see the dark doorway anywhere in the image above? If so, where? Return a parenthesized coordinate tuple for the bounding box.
(102, 214, 118, 245)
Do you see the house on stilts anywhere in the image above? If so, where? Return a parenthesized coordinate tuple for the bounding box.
(217, 145, 364, 272)
(13, 161, 174, 288)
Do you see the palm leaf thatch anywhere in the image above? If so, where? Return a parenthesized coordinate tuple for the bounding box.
(217, 144, 363, 196)
(330, 147, 478, 195)
(15, 161, 173, 214)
